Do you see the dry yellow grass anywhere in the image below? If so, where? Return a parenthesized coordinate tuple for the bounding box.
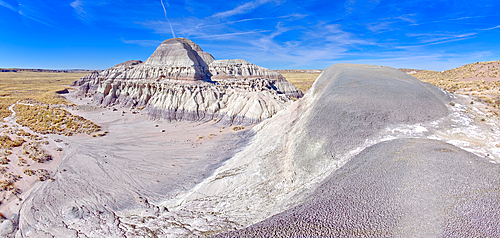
(232, 125, 244, 131)
(0, 71, 87, 119)
(21, 142, 52, 163)
(0, 135, 25, 150)
(280, 72, 321, 93)
(405, 61, 500, 115)
(409, 61, 500, 83)
(13, 104, 100, 136)
(0, 69, 93, 201)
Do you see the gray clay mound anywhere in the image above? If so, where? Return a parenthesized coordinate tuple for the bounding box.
(168, 64, 457, 236)
(217, 138, 500, 237)
(292, 64, 452, 168)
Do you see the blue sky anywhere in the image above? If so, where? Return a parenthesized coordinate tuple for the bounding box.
(0, 0, 499, 71)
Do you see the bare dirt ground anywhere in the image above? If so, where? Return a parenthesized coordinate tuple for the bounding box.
(0, 104, 65, 219)
(0, 70, 86, 220)
(10, 90, 257, 237)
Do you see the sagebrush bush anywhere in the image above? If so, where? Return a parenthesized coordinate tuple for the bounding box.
(22, 142, 52, 163)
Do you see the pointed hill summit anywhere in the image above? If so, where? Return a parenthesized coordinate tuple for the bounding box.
(73, 38, 303, 125)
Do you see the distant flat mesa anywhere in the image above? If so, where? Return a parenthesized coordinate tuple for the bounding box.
(274, 69, 323, 73)
(73, 38, 303, 125)
(0, 68, 96, 73)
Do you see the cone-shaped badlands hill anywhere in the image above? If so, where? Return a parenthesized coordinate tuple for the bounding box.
(74, 38, 303, 125)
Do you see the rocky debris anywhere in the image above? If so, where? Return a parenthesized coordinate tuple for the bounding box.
(73, 38, 303, 125)
(217, 139, 500, 237)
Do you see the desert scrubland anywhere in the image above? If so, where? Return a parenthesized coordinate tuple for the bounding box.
(402, 61, 500, 117)
(0, 41, 498, 237)
(0, 71, 89, 119)
(0, 70, 103, 225)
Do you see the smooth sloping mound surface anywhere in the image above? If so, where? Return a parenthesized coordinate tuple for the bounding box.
(295, 64, 451, 161)
(218, 138, 500, 237)
(162, 64, 453, 235)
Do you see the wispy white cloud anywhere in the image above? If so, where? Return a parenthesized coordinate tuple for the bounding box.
(366, 14, 417, 33)
(71, 0, 94, 24)
(406, 32, 478, 44)
(394, 14, 416, 23)
(367, 21, 393, 33)
(190, 30, 271, 40)
(97, 0, 500, 71)
(319, 23, 373, 46)
(17, 0, 61, 28)
(121, 39, 163, 46)
(193, 17, 268, 29)
(483, 24, 500, 31)
(278, 13, 308, 20)
(140, 12, 303, 41)
(0, 0, 14, 11)
(211, 0, 272, 18)
(160, 0, 175, 38)
(410, 14, 500, 26)
(402, 21, 500, 48)
(344, 0, 380, 16)
(240, 22, 374, 68)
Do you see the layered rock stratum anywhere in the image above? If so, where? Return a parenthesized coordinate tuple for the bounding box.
(73, 38, 303, 125)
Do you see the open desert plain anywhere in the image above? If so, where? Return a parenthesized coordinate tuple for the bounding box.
(1, 0, 500, 237)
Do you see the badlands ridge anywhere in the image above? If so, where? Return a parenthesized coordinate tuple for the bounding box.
(0, 38, 499, 237)
(73, 38, 303, 125)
